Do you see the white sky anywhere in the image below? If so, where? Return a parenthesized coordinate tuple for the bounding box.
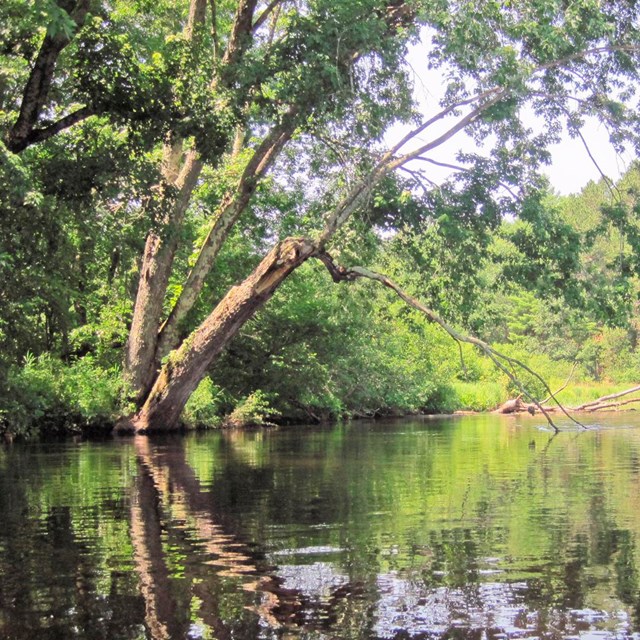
(393, 40, 635, 196)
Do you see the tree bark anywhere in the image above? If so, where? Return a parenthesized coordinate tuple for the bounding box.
(156, 110, 299, 358)
(121, 237, 316, 432)
(124, 151, 203, 403)
(124, 0, 262, 402)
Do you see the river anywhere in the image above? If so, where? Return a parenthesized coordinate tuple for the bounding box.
(1, 414, 640, 639)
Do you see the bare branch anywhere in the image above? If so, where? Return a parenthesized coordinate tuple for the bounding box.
(540, 362, 577, 405)
(398, 166, 437, 193)
(584, 396, 640, 412)
(413, 156, 521, 201)
(316, 253, 591, 432)
(574, 384, 640, 411)
(575, 126, 620, 198)
(532, 44, 640, 76)
(389, 95, 505, 170)
(386, 88, 505, 157)
(317, 93, 505, 247)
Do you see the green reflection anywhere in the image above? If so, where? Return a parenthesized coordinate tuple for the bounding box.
(1, 417, 640, 639)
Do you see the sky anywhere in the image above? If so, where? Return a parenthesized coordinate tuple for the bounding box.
(393, 39, 635, 196)
(543, 122, 632, 194)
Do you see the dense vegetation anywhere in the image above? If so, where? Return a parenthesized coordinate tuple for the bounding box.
(2, 0, 640, 437)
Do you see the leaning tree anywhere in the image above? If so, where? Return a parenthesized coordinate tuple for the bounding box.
(3, 0, 640, 431)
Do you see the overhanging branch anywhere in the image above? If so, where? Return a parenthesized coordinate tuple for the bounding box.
(316, 252, 589, 433)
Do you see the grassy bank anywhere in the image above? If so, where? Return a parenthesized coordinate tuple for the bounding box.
(3, 352, 639, 441)
(450, 380, 638, 412)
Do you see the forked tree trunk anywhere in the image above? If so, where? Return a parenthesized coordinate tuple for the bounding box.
(119, 237, 316, 432)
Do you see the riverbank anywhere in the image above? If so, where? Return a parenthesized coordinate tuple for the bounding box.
(451, 380, 640, 412)
(3, 379, 639, 442)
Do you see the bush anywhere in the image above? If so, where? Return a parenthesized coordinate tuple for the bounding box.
(182, 377, 224, 429)
(225, 390, 280, 427)
(1, 353, 127, 438)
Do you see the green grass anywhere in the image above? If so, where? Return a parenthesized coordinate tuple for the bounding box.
(450, 380, 640, 412)
(451, 381, 509, 412)
(543, 382, 638, 409)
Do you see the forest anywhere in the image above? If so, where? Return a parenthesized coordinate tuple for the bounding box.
(2, 0, 640, 438)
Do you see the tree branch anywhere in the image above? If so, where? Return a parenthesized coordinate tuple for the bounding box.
(221, 0, 259, 70)
(540, 362, 577, 405)
(316, 252, 590, 433)
(386, 88, 505, 157)
(209, 0, 218, 61)
(156, 107, 300, 357)
(583, 396, 640, 412)
(573, 384, 640, 411)
(317, 92, 506, 248)
(413, 156, 522, 201)
(253, 0, 282, 31)
(5, 0, 92, 153)
(186, 0, 208, 39)
(532, 44, 640, 76)
(15, 105, 95, 149)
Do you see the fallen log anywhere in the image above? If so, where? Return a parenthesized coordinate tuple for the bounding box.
(495, 397, 525, 414)
(495, 398, 554, 415)
(495, 383, 640, 416)
(582, 396, 640, 412)
(573, 385, 640, 411)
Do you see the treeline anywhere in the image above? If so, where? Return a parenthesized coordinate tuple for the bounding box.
(2, 160, 640, 437)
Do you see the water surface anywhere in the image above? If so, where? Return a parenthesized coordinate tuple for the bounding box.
(2, 414, 640, 639)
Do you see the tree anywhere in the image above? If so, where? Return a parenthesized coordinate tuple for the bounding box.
(3, 0, 640, 431)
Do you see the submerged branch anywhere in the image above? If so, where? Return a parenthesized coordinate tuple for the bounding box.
(540, 362, 577, 405)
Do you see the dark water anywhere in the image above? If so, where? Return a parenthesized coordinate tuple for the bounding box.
(2, 415, 640, 639)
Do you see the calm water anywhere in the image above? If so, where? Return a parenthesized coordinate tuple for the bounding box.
(2, 415, 640, 639)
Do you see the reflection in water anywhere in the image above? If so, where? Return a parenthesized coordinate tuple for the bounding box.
(1, 416, 640, 638)
(129, 436, 296, 637)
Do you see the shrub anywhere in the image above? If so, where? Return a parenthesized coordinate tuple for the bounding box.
(225, 390, 280, 427)
(1, 353, 126, 438)
(182, 377, 224, 429)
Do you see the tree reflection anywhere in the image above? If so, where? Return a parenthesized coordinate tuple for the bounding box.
(2, 420, 640, 639)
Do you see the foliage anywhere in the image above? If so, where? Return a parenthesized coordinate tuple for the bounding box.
(451, 381, 508, 412)
(224, 390, 280, 428)
(210, 261, 460, 421)
(1, 353, 127, 438)
(182, 377, 224, 429)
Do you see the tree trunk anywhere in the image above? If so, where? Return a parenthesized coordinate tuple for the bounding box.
(156, 110, 299, 359)
(120, 237, 316, 432)
(124, 152, 203, 403)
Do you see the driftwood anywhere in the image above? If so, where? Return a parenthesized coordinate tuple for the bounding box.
(572, 384, 640, 410)
(495, 397, 546, 415)
(496, 383, 640, 416)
